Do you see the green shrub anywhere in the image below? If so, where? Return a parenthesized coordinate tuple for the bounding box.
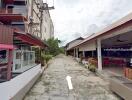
(42, 54, 52, 63)
(45, 38, 64, 56)
(88, 64, 96, 72)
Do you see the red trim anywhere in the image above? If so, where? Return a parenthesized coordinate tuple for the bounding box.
(0, 14, 27, 22)
(4, 0, 13, 4)
(7, 49, 12, 80)
(14, 32, 46, 48)
(0, 44, 14, 49)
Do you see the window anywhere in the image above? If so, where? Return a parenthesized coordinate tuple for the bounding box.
(29, 52, 35, 63)
(14, 1, 26, 5)
(16, 52, 21, 59)
(11, 22, 25, 31)
(0, 50, 7, 64)
(45, 27, 46, 33)
(15, 64, 21, 70)
(23, 52, 28, 66)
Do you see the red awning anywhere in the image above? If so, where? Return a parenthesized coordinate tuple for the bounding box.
(14, 30, 47, 48)
(0, 44, 14, 49)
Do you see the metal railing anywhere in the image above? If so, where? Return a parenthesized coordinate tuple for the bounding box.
(0, 8, 27, 17)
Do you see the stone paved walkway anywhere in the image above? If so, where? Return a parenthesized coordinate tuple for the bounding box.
(24, 54, 120, 100)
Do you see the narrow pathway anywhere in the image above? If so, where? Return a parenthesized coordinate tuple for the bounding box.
(24, 54, 120, 100)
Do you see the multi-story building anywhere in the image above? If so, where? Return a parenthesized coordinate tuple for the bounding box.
(0, 1, 54, 99)
(0, 0, 54, 82)
(28, 1, 54, 40)
(42, 3, 54, 40)
(0, 0, 54, 40)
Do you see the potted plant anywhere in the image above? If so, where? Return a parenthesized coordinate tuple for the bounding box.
(88, 58, 97, 72)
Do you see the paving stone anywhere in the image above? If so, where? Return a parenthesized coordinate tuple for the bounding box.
(24, 54, 120, 100)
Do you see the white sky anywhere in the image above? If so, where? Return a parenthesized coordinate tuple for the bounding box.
(44, 0, 132, 46)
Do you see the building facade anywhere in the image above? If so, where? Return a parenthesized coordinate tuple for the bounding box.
(0, 0, 54, 81)
(65, 37, 84, 57)
(0, 0, 54, 40)
(27, 0, 54, 40)
(42, 3, 54, 40)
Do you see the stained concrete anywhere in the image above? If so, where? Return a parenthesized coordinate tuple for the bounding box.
(24, 54, 120, 100)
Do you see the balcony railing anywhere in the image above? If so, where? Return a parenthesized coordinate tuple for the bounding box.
(0, 8, 27, 17)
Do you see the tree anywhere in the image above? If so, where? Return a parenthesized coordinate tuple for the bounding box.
(45, 38, 64, 56)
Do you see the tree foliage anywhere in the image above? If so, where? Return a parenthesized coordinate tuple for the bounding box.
(45, 38, 64, 56)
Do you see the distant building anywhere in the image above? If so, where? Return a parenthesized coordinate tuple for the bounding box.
(65, 37, 84, 56)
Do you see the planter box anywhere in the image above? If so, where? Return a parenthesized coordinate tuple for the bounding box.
(124, 67, 132, 80)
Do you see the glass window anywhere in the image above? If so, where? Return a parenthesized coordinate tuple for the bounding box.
(14, 1, 26, 5)
(16, 52, 21, 59)
(23, 52, 28, 66)
(15, 64, 21, 70)
(0, 50, 7, 64)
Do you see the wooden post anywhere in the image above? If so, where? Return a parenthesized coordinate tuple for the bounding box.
(7, 49, 12, 80)
(97, 39, 102, 71)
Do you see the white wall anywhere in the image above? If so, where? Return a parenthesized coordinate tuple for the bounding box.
(79, 40, 96, 51)
(27, 0, 54, 40)
(42, 10, 54, 40)
(0, 64, 42, 100)
(67, 40, 83, 50)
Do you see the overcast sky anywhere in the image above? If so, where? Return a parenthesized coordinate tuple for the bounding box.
(45, 0, 132, 46)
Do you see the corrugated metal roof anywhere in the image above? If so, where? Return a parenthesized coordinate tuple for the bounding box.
(75, 12, 132, 48)
(66, 37, 84, 50)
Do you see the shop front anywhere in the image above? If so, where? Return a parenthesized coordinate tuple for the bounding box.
(0, 25, 14, 82)
(101, 31, 132, 78)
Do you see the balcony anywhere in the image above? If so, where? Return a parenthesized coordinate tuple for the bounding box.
(0, 8, 27, 23)
(4, 0, 14, 4)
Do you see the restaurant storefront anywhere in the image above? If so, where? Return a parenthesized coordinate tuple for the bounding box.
(101, 31, 132, 78)
(70, 13, 132, 79)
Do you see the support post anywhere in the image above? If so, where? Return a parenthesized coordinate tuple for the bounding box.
(92, 51, 94, 57)
(82, 51, 85, 58)
(76, 48, 79, 58)
(7, 49, 12, 80)
(97, 39, 102, 71)
(74, 48, 76, 57)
